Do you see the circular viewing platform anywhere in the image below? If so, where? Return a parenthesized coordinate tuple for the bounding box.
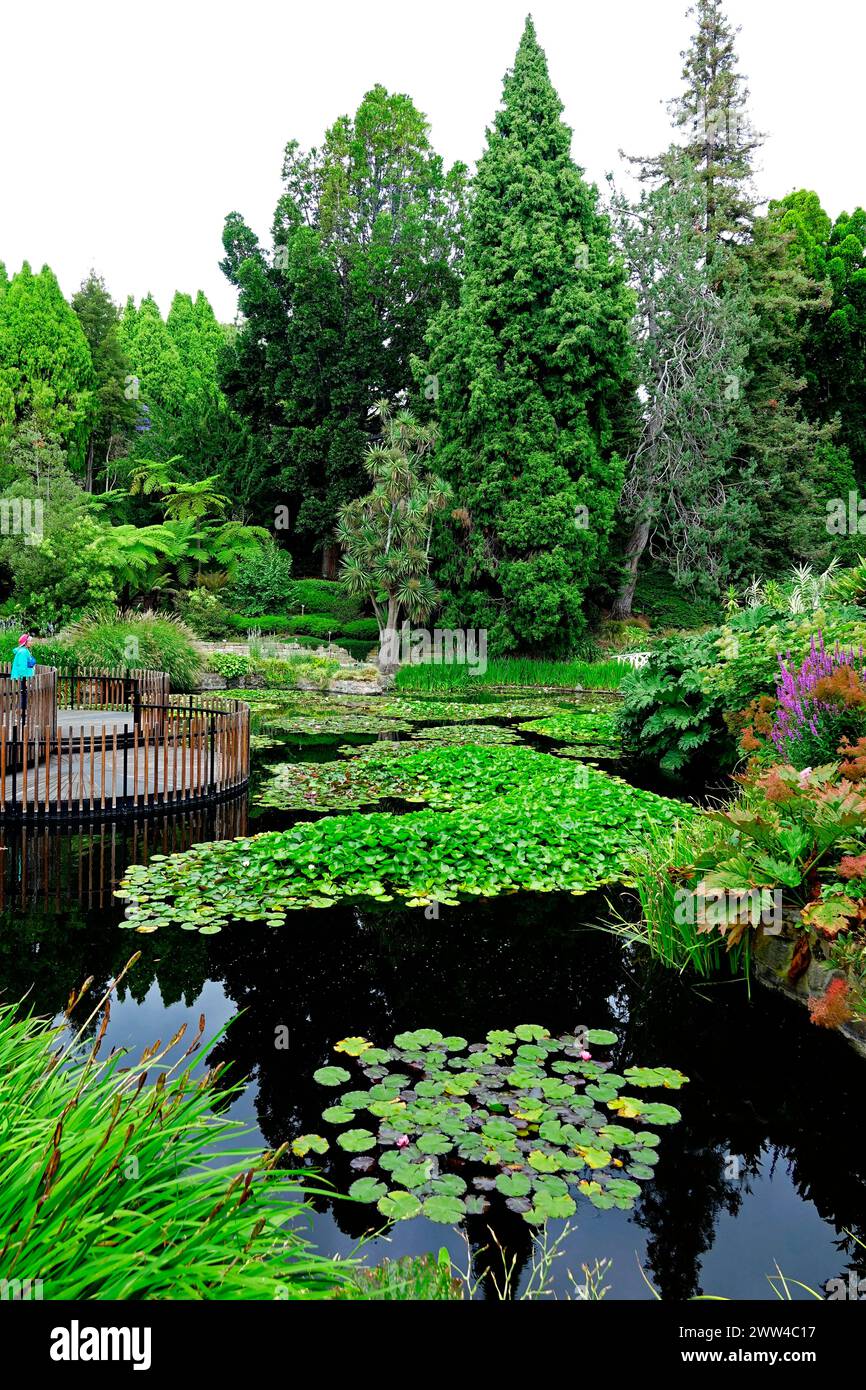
(0, 665, 250, 821)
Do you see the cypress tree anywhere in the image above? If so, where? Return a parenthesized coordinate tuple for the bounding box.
(427, 16, 634, 654)
(0, 263, 95, 472)
(72, 271, 138, 490)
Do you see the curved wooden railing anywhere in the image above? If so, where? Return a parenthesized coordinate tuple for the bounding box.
(0, 664, 57, 733)
(0, 677, 250, 821)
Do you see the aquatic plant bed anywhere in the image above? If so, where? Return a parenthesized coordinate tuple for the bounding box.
(119, 758, 691, 927)
(303, 1024, 686, 1226)
(255, 744, 580, 812)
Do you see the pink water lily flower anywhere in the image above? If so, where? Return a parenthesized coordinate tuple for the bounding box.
(580, 1050, 592, 1061)
(395, 1134, 410, 1148)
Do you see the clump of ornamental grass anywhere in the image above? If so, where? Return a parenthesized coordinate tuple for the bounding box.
(0, 955, 346, 1300)
(60, 608, 202, 692)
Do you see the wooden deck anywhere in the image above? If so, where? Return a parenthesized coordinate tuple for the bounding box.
(0, 696, 250, 819)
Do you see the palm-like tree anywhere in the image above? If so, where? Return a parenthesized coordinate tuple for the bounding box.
(129, 457, 231, 520)
(336, 400, 452, 666)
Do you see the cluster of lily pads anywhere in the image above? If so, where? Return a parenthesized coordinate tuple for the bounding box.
(519, 707, 621, 751)
(255, 745, 560, 813)
(238, 690, 571, 724)
(118, 759, 693, 928)
(295, 1025, 687, 1227)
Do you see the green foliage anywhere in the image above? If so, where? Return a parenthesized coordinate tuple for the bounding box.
(220, 84, 467, 563)
(118, 291, 253, 492)
(609, 159, 752, 614)
(177, 588, 234, 639)
(333, 1250, 462, 1301)
(518, 706, 621, 753)
(336, 402, 451, 647)
(61, 609, 202, 690)
(225, 541, 294, 615)
(206, 651, 255, 680)
(313, 1025, 686, 1226)
(118, 758, 691, 927)
(774, 192, 866, 480)
(282, 613, 378, 641)
(255, 741, 582, 813)
(0, 995, 344, 1299)
(0, 452, 119, 628)
(626, 762, 866, 977)
(427, 18, 634, 655)
(287, 579, 364, 622)
(667, 0, 763, 248)
(622, 816, 753, 976)
(0, 263, 94, 469)
(71, 272, 138, 487)
(394, 657, 625, 693)
(620, 587, 866, 777)
(632, 570, 723, 630)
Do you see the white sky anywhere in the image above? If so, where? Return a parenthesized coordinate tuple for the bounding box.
(2, 0, 863, 322)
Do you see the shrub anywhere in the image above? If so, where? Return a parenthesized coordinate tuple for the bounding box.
(262, 657, 343, 689)
(288, 579, 364, 623)
(287, 614, 379, 641)
(177, 590, 234, 640)
(225, 541, 294, 615)
(341, 618, 380, 640)
(206, 652, 255, 680)
(23, 639, 76, 671)
(632, 569, 721, 630)
(60, 609, 202, 692)
(621, 594, 866, 778)
(225, 612, 295, 636)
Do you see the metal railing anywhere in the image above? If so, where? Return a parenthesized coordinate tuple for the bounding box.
(0, 681, 250, 821)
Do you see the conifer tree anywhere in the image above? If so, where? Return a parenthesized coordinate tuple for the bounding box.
(0, 263, 94, 472)
(72, 271, 138, 490)
(426, 16, 634, 653)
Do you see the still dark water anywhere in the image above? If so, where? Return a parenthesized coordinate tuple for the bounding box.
(1, 711, 864, 1300)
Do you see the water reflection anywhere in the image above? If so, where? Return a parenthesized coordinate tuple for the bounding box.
(1, 870, 863, 1300)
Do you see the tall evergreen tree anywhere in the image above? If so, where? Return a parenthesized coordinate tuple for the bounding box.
(628, 0, 763, 256)
(426, 16, 634, 654)
(609, 159, 753, 617)
(119, 291, 253, 496)
(118, 295, 185, 416)
(775, 192, 866, 481)
(0, 263, 94, 471)
(220, 84, 467, 571)
(72, 272, 138, 491)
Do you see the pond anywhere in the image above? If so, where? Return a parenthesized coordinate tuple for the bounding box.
(1, 691, 863, 1300)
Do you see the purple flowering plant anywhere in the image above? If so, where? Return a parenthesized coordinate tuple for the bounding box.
(771, 631, 866, 767)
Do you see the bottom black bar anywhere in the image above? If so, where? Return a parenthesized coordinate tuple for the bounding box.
(5, 1293, 861, 1375)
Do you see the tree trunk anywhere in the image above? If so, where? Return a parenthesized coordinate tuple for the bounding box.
(85, 438, 94, 493)
(377, 597, 402, 673)
(321, 544, 339, 580)
(611, 519, 651, 621)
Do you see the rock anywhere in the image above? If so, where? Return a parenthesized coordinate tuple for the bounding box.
(198, 672, 227, 690)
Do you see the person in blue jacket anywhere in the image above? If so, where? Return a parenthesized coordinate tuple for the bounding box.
(10, 633, 36, 679)
(10, 633, 36, 721)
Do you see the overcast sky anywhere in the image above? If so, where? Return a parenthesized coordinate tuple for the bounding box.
(2, 0, 862, 321)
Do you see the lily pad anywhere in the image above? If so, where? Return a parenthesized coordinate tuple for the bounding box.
(348, 1177, 388, 1203)
(336, 1128, 377, 1152)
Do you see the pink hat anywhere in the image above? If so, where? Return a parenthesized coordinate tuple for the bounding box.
(18, 634, 30, 645)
